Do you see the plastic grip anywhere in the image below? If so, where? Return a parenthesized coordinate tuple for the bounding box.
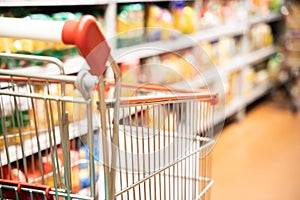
(0, 17, 64, 42)
(62, 15, 110, 76)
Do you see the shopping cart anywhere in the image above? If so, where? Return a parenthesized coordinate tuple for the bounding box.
(0, 53, 99, 200)
(100, 83, 217, 200)
(0, 15, 217, 200)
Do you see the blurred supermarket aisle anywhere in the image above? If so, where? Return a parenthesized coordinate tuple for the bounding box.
(211, 93, 300, 200)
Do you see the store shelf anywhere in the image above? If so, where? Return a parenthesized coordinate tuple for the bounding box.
(214, 81, 273, 125)
(243, 46, 277, 66)
(111, 46, 276, 96)
(112, 23, 246, 63)
(112, 36, 194, 63)
(11, 46, 276, 78)
(5, 16, 277, 75)
(0, 118, 99, 166)
(219, 57, 244, 75)
(192, 23, 247, 43)
(226, 99, 243, 118)
(250, 12, 282, 25)
(219, 45, 277, 75)
(213, 46, 277, 125)
(112, 11, 279, 63)
(169, 70, 216, 90)
(214, 82, 271, 124)
(0, 0, 109, 6)
(214, 98, 243, 125)
(0, 2, 283, 140)
(243, 81, 273, 106)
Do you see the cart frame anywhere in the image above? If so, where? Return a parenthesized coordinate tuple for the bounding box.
(0, 14, 217, 200)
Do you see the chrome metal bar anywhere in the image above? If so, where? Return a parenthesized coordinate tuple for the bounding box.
(46, 82, 62, 189)
(147, 105, 152, 200)
(108, 55, 121, 200)
(12, 90, 28, 182)
(0, 53, 65, 75)
(98, 75, 112, 200)
(87, 100, 95, 198)
(141, 104, 146, 200)
(134, 105, 141, 200)
(0, 96, 11, 179)
(195, 179, 214, 200)
(44, 99, 59, 200)
(0, 90, 83, 103)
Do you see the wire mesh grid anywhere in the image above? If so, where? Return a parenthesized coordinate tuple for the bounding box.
(0, 53, 217, 200)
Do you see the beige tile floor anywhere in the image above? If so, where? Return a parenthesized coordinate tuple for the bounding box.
(211, 94, 300, 200)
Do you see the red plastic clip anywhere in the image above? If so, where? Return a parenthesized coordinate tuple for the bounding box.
(0, 179, 53, 200)
(62, 15, 111, 77)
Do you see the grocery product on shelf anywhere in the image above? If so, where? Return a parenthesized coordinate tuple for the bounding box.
(181, 49, 199, 79)
(6, 168, 26, 182)
(42, 153, 63, 174)
(116, 3, 145, 48)
(196, 42, 215, 71)
(119, 58, 141, 96)
(0, 85, 32, 147)
(242, 57, 276, 98)
(199, 36, 239, 66)
(31, 82, 75, 128)
(251, 0, 271, 15)
(146, 4, 174, 41)
(26, 146, 92, 192)
(160, 53, 183, 83)
(267, 53, 281, 80)
(243, 66, 256, 97)
(140, 49, 198, 85)
(269, 0, 284, 12)
(250, 23, 273, 51)
(251, 0, 283, 15)
(171, 1, 197, 34)
(217, 37, 238, 65)
(253, 60, 271, 86)
(119, 58, 140, 83)
(140, 55, 162, 83)
(199, 0, 221, 27)
(199, 0, 248, 28)
(224, 70, 240, 104)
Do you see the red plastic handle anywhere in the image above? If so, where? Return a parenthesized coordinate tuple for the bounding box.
(62, 15, 110, 76)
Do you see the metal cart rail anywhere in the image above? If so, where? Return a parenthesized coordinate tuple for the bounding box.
(0, 15, 217, 200)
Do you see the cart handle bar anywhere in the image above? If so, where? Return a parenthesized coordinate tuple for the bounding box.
(114, 92, 218, 105)
(106, 81, 207, 94)
(106, 82, 218, 105)
(0, 15, 110, 76)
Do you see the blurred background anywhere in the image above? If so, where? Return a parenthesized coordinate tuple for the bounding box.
(0, 0, 299, 199)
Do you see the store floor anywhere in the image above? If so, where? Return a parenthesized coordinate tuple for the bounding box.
(211, 93, 300, 200)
